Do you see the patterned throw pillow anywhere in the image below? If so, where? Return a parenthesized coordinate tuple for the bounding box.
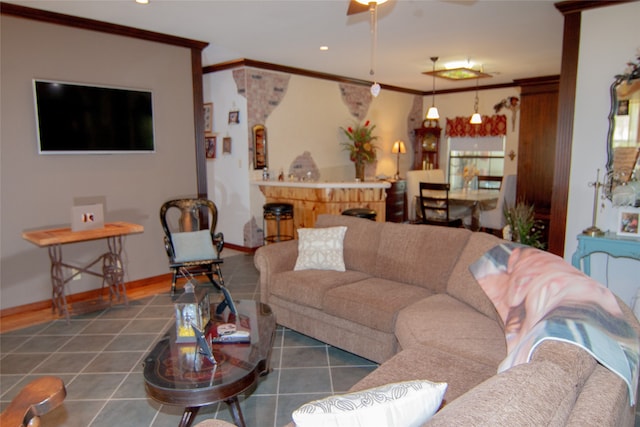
(293, 226, 348, 272)
(292, 379, 447, 427)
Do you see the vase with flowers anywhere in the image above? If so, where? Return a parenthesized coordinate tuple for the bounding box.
(341, 120, 378, 181)
(462, 164, 479, 191)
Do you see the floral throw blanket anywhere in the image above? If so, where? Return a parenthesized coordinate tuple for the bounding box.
(470, 243, 639, 405)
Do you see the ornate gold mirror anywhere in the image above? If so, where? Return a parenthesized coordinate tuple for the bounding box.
(605, 55, 640, 203)
(253, 124, 267, 170)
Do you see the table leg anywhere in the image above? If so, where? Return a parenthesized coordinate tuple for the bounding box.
(103, 235, 127, 304)
(48, 244, 70, 322)
(178, 407, 199, 427)
(226, 397, 246, 427)
(471, 203, 481, 231)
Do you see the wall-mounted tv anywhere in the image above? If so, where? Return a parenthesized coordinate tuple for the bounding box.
(33, 79, 155, 154)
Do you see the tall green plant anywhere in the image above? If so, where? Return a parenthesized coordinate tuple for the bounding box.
(503, 201, 545, 249)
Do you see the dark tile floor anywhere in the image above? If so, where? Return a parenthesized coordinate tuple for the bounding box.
(0, 254, 377, 427)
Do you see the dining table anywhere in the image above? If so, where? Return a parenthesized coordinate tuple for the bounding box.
(448, 189, 499, 230)
(414, 189, 499, 231)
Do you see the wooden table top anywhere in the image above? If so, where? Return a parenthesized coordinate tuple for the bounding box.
(22, 221, 144, 247)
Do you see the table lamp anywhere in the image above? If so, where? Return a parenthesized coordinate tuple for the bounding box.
(392, 140, 406, 180)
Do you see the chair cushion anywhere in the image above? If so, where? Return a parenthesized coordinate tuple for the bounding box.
(292, 379, 447, 427)
(294, 226, 347, 272)
(171, 230, 217, 262)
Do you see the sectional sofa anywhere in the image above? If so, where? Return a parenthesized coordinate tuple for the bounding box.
(201, 214, 640, 426)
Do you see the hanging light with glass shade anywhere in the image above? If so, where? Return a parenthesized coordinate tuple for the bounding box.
(366, 1, 383, 97)
(426, 57, 440, 120)
(470, 77, 482, 124)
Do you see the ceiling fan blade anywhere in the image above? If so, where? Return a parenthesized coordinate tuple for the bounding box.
(347, 0, 370, 15)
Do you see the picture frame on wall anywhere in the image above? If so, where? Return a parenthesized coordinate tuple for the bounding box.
(204, 103, 213, 134)
(223, 137, 232, 154)
(205, 136, 216, 159)
(228, 110, 240, 124)
(617, 207, 640, 237)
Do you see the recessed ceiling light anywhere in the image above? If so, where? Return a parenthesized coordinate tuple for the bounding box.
(320, 46, 329, 51)
(135, 0, 149, 4)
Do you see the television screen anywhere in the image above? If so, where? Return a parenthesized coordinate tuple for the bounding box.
(33, 80, 155, 154)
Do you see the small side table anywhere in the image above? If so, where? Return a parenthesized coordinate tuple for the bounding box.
(22, 222, 144, 321)
(571, 232, 640, 276)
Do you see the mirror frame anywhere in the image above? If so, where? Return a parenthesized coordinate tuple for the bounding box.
(605, 55, 640, 199)
(253, 124, 267, 170)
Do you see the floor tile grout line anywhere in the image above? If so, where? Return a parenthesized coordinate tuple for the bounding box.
(273, 324, 286, 427)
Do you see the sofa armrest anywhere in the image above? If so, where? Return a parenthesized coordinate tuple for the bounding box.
(254, 240, 298, 304)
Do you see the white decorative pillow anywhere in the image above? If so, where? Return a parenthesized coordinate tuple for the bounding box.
(292, 379, 447, 427)
(171, 230, 217, 262)
(293, 226, 347, 272)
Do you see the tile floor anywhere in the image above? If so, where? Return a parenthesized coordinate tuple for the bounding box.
(0, 254, 377, 427)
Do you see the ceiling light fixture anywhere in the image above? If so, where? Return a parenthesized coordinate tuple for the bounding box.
(135, 0, 149, 4)
(470, 77, 482, 124)
(426, 57, 439, 120)
(368, 2, 381, 97)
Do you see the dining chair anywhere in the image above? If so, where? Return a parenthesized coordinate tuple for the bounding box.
(159, 198, 225, 295)
(406, 169, 445, 222)
(479, 174, 517, 233)
(419, 182, 470, 227)
(477, 175, 503, 190)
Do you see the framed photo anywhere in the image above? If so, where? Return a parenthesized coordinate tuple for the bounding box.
(203, 103, 213, 134)
(617, 207, 640, 237)
(228, 110, 240, 124)
(205, 136, 216, 159)
(222, 137, 232, 154)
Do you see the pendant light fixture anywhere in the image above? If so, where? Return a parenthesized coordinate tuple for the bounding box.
(426, 57, 439, 120)
(368, 1, 381, 97)
(470, 77, 482, 124)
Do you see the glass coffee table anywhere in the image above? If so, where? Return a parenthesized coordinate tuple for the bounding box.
(143, 299, 276, 427)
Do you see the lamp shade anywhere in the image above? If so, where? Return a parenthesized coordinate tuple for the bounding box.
(470, 113, 482, 124)
(392, 140, 406, 154)
(426, 107, 440, 120)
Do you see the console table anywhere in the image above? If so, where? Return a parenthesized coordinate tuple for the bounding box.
(571, 232, 640, 276)
(22, 222, 143, 321)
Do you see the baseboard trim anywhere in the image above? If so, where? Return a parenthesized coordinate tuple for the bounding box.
(0, 273, 172, 319)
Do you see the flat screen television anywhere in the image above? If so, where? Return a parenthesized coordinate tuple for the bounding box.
(33, 79, 155, 154)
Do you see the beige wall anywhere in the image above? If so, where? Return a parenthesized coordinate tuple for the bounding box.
(565, 1, 640, 308)
(0, 16, 199, 309)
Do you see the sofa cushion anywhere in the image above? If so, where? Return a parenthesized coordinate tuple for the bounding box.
(446, 231, 504, 326)
(426, 360, 580, 426)
(292, 379, 447, 427)
(395, 294, 506, 367)
(373, 222, 471, 293)
(294, 226, 347, 271)
(270, 269, 370, 310)
(323, 278, 433, 333)
(315, 214, 385, 275)
(171, 230, 217, 262)
(350, 346, 497, 405)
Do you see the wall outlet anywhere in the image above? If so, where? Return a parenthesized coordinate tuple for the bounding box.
(70, 268, 81, 280)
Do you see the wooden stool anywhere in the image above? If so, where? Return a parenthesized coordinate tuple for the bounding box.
(342, 208, 377, 221)
(263, 203, 294, 244)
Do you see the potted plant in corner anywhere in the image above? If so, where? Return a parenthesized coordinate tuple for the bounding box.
(341, 120, 378, 181)
(503, 201, 546, 249)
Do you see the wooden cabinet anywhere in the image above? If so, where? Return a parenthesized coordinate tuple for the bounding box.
(385, 179, 406, 223)
(413, 122, 441, 170)
(515, 76, 559, 248)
